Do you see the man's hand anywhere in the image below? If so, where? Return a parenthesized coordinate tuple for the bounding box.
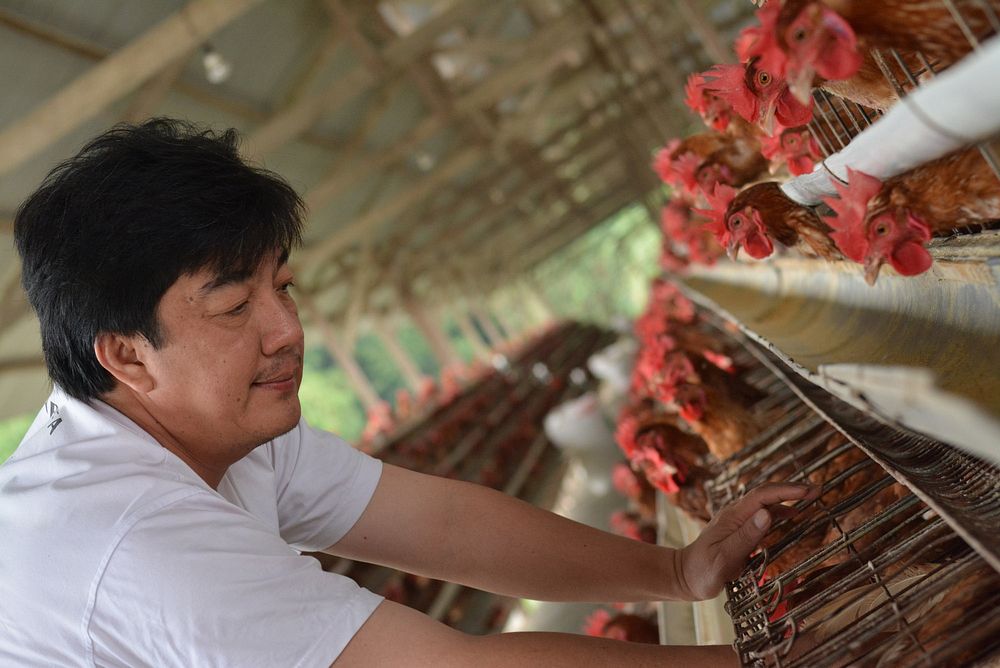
(676, 483, 820, 601)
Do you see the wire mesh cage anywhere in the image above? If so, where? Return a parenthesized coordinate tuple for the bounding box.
(805, 0, 1000, 184)
(691, 315, 1000, 667)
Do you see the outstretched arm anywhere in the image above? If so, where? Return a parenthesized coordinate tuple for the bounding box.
(334, 598, 741, 667)
(328, 463, 817, 603)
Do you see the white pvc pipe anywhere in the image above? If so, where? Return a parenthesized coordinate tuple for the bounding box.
(781, 35, 1000, 205)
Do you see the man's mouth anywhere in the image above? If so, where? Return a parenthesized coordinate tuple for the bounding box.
(253, 364, 300, 390)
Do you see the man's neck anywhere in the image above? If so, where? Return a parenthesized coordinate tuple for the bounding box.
(99, 388, 230, 488)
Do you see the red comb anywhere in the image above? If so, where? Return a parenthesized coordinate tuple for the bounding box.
(702, 64, 758, 124)
(685, 72, 709, 115)
(614, 416, 640, 459)
(822, 168, 883, 262)
(694, 182, 738, 242)
(677, 385, 708, 423)
(652, 139, 682, 184)
(584, 609, 612, 637)
(759, 129, 784, 162)
(660, 199, 692, 241)
(736, 2, 782, 62)
(673, 151, 703, 194)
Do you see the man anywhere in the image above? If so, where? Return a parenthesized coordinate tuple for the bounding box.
(1, 119, 815, 666)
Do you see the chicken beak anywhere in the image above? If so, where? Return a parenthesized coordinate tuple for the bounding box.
(789, 67, 816, 106)
(759, 102, 778, 137)
(726, 238, 741, 261)
(863, 256, 884, 286)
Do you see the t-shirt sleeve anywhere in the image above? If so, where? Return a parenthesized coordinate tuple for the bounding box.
(271, 419, 383, 552)
(87, 492, 383, 668)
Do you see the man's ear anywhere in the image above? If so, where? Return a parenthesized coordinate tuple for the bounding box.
(94, 333, 155, 393)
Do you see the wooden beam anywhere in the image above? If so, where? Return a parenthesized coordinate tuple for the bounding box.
(671, 0, 735, 64)
(299, 146, 481, 269)
(301, 8, 593, 212)
(504, 193, 634, 277)
(121, 49, 194, 123)
(248, 0, 492, 159)
(466, 182, 633, 295)
(401, 296, 462, 369)
(0, 0, 263, 176)
(371, 318, 425, 392)
(340, 239, 377, 346)
(404, 67, 674, 269)
(452, 17, 586, 115)
(410, 142, 622, 282)
(0, 355, 45, 375)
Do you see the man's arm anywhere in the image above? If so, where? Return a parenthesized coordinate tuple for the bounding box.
(333, 599, 740, 667)
(328, 463, 817, 603)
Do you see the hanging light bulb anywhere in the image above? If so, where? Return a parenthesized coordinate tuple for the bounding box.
(201, 44, 232, 85)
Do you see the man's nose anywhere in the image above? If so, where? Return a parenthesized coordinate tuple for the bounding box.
(261, 293, 303, 355)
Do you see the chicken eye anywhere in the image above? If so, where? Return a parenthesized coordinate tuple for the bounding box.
(792, 27, 808, 43)
(757, 70, 772, 86)
(875, 222, 890, 236)
(730, 216, 743, 229)
(787, 135, 799, 146)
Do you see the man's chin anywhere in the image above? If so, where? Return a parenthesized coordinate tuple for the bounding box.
(251, 398, 302, 447)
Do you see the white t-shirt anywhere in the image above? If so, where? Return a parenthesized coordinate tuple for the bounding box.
(0, 387, 384, 667)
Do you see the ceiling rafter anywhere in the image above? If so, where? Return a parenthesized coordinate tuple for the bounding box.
(247, 0, 493, 159)
(306, 60, 675, 306)
(0, 0, 264, 177)
(446, 160, 628, 275)
(434, 183, 634, 304)
(401, 73, 676, 272)
(300, 5, 593, 216)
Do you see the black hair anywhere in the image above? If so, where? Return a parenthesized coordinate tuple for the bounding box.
(14, 118, 304, 401)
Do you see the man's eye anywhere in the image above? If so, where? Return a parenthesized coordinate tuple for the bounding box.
(278, 281, 295, 294)
(228, 301, 249, 316)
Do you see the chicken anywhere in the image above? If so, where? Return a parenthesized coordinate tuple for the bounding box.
(757, 434, 851, 577)
(700, 3, 815, 134)
(646, 349, 767, 461)
(611, 461, 657, 520)
(654, 131, 765, 197)
(875, 563, 1000, 667)
(394, 388, 414, 421)
(822, 151, 1000, 284)
(704, 3, 936, 135)
(685, 71, 763, 141)
(693, 142, 771, 196)
(584, 609, 660, 644)
(760, 124, 822, 176)
(614, 409, 711, 496)
(653, 134, 731, 189)
(609, 510, 657, 543)
(777, 0, 998, 93)
(751, 1, 915, 113)
(665, 467, 714, 524)
(659, 197, 724, 267)
(698, 182, 841, 261)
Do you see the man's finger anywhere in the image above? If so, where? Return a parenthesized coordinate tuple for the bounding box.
(720, 507, 773, 569)
(733, 483, 819, 523)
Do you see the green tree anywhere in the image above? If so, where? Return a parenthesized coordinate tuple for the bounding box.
(297, 364, 366, 442)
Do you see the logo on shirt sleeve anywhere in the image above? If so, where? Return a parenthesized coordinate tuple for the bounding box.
(45, 401, 62, 435)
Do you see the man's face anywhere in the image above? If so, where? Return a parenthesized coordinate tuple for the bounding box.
(139, 253, 304, 469)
